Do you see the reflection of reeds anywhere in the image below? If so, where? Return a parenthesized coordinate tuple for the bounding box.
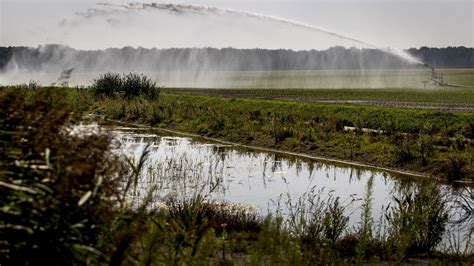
(116, 116, 473, 261)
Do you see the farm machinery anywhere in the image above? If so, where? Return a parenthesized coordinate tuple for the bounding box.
(422, 64, 464, 88)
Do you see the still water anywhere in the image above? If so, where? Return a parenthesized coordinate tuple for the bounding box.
(104, 125, 472, 251)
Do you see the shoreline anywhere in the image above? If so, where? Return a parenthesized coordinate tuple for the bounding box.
(105, 118, 474, 186)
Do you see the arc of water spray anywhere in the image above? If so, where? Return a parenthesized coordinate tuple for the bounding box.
(78, 2, 424, 65)
(121, 2, 423, 65)
(128, 3, 376, 48)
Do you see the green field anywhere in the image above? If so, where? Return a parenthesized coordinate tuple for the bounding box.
(164, 87, 474, 108)
(161, 68, 474, 111)
(156, 68, 474, 89)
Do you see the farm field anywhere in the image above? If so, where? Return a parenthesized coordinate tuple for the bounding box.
(158, 68, 474, 89)
(164, 87, 474, 111)
(162, 68, 474, 111)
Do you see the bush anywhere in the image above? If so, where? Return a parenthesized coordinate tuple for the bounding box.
(442, 154, 468, 181)
(91, 72, 159, 99)
(122, 73, 159, 99)
(386, 184, 448, 256)
(91, 73, 122, 97)
(393, 134, 416, 164)
(322, 197, 349, 247)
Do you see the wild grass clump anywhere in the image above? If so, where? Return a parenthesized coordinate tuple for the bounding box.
(281, 188, 355, 263)
(0, 88, 124, 264)
(385, 183, 449, 257)
(276, 179, 465, 263)
(122, 73, 159, 99)
(200, 200, 261, 233)
(91, 72, 159, 99)
(91, 72, 122, 97)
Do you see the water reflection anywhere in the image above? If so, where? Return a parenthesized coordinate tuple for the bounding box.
(109, 125, 472, 252)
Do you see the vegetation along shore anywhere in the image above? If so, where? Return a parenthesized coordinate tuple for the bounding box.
(1, 73, 473, 264)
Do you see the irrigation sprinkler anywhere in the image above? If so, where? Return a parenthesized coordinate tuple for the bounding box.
(422, 63, 444, 87)
(422, 63, 465, 88)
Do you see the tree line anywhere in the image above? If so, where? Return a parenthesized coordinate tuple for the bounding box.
(0, 45, 472, 72)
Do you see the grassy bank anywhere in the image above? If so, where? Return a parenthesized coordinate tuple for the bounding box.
(87, 91, 474, 181)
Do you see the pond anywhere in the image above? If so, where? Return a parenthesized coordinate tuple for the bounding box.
(101, 124, 472, 252)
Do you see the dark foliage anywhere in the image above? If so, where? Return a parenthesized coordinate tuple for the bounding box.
(91, 72, 122, 97)
(0, 88, 123, 264)
(407, 46, 474, 68)
(91, 72, 159, 99)
(122, 73, 159, 99)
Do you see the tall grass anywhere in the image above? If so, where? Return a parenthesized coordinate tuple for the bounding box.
(385, 183, 449, 257)
(0, 88, 124, 264)
(1, 86, 473, 264)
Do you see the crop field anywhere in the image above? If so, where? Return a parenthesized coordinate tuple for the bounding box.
(159, 68, 474, 89)
(162, 68, 474, 111)
(164, 87, 474, 109)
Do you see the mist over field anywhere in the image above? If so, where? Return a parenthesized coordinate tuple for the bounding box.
(0, 45, 472, 88)
(1, 1, 472, 87)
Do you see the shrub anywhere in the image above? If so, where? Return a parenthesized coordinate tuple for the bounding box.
(91, 72, 122, 97)
(91, 72, 159, 99)
(286, 189, 351, 249)
(122, 73, 158, 99)
(386, 184, 448, 256)
(442, 154, 468, 181)
(322, 197, 349, 247)
(393, 134, 416, 164)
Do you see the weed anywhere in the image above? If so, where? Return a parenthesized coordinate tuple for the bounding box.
(386, 183, 448, 257)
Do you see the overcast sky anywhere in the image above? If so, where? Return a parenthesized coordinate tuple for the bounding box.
(1, 0, 473, 49)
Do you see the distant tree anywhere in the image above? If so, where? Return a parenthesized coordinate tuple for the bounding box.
(1, 45, 472, 72)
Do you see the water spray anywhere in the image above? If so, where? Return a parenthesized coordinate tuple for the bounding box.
(83, 2, 422, 65)
(116, 2, 463, 87)
(51, 68, 74, 87)
(7, 2, 466, 88)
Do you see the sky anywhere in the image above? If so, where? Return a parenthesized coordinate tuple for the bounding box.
(1, 0, 473, 50)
